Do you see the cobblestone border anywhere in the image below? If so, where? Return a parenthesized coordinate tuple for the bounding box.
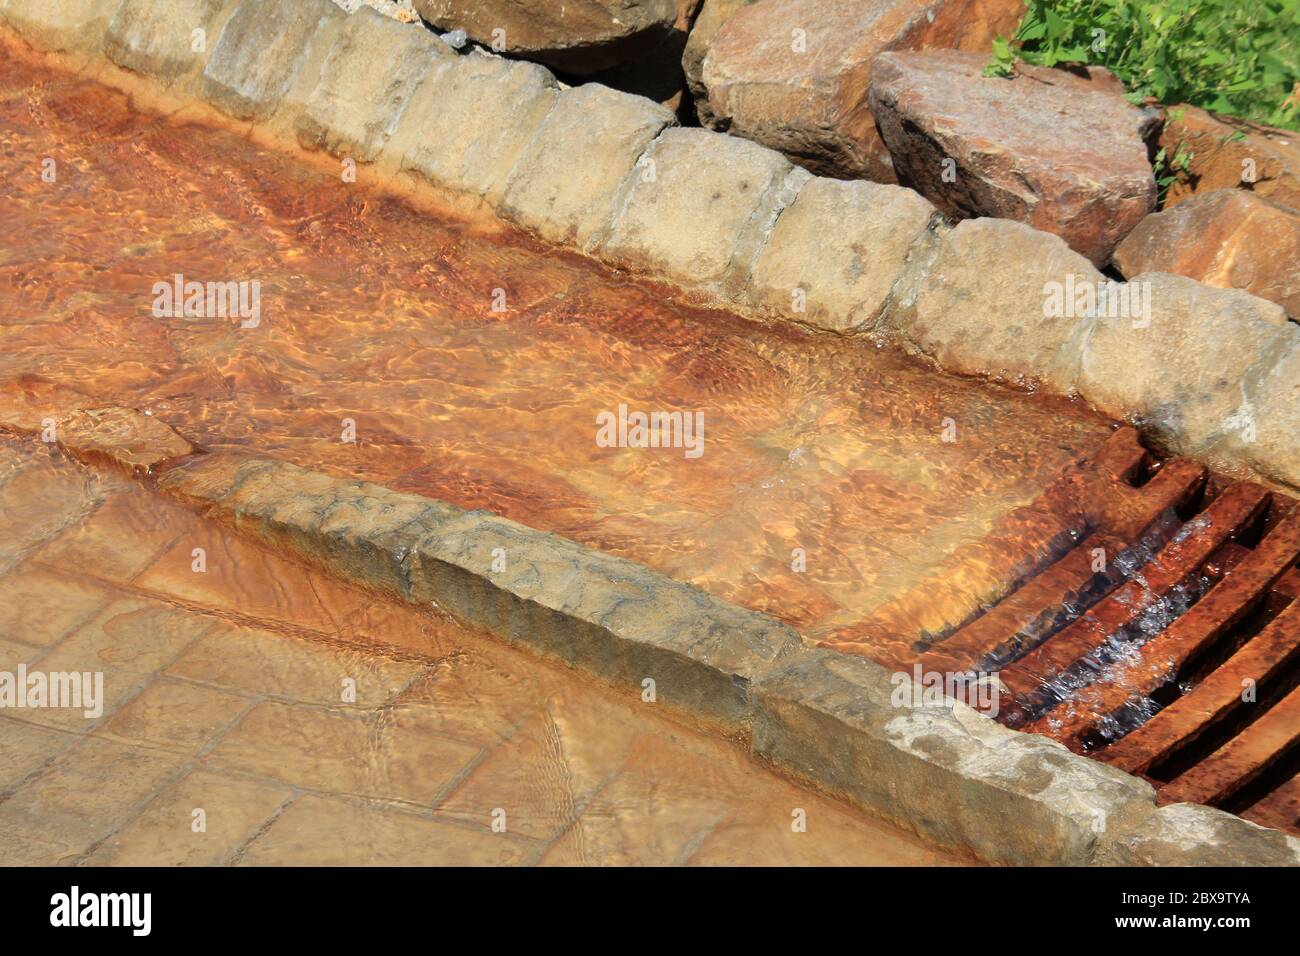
(3, 0, 1295, 492)
(2, 3, 1298, 864)
(148, 450, 1300, 867)
(8, 404, 1297, 865)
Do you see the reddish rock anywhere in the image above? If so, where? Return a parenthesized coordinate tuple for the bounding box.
(1160, 105, 1300, 212)
(869, 50, 1158, 265)
(699, 0, 1024, 182)
(682, 0, 749, 125)
(413, 0, 698, 76)
(1114, 189, 1300, 318)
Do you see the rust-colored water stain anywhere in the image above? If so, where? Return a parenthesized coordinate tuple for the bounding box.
(0, 440, 963, 865)
(0, 50, 1118, 648)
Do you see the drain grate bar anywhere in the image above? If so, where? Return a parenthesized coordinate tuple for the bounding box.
(1242, 773, 1300, 831)
(997, 482, 1272, 726)
(919, 459, 1207, 674)
(1032, 510, 1300, 747)
(1095, 598, 1300, 774)
(1156, 683, 1300, 806)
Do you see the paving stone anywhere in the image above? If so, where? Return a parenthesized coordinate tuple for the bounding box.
(1, 0, 120, 56)
(34, 488, 180, 586)
(1239, 326, 1300, 492)
(166, 620, 427, 707)
(1076, 272, 1291, 457)
(201, 0, 345, 122)
(747, 175, 937, 332)
(433, 693, 642, 840)
(86, 768, 290, 865)
(0, 565, 113, 647)
(1, 735, 189, 854)
(236, 793, 534, 865)
(896, 217, 1104, 390)
(104, 0, 232, 83)
(204, 700, 479, 803)
(498, 83, 675, 251)
(387, 51, 558, 206)
(99, 677, 250, 755)
(600, 127, 804, 293)
(295, 5, 450, 162)
(0, 715, 74, 792)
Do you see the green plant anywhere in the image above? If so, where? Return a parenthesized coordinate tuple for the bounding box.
(989, 0, 1300, 130)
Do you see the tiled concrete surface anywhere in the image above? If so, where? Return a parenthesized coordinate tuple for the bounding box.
(0, 440, 962, 865)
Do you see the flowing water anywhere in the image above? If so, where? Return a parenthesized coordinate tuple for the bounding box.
(0, 47, 1117, 656)
(0, 438, 965, 865)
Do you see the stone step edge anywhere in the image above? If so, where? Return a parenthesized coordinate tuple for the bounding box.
(8, 397, 1293, 866)
(2, 3, 1297, 864)
(136, 448, 1300, 867)
(3, 0, 1295, 494)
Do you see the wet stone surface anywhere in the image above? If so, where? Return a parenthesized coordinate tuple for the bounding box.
(0, 50, 1116, 652)
(0, 438, 962, 866)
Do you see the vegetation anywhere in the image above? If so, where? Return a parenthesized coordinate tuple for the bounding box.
(984, 0, 1300, 131)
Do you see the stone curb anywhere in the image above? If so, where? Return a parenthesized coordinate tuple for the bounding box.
(138, 447, 1293, 867)
(3, 0, 1296, 492)
(3, 3, 1298, 864)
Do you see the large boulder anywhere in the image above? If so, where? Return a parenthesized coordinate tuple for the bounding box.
(412, 0, 698, 76)
(1114, 189, 1300, 319)
(1160, 104, 1300, 213)
(699, 0, 1025, 182)
(682, 0, 749, 126)
(870, 50, 1157, 266)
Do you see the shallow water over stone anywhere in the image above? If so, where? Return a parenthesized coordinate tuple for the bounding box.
(0, 439, 963, 865)
(0, 49, 1122, 658)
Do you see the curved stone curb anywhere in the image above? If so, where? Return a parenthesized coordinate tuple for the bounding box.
(138, 446, 1292, 867)
(3, 0, 1296, 492)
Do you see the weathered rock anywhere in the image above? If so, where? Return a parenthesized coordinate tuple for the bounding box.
(203, 0, 345, 122)
(57, 407, 195, 475)
(499, 84, 675, 250)
(752, 648, 1156, 865)
(600, 127, 804, 292)
(159, 451, 802, 734)
(104, 0, 231, 82)
(412, 0, 697, 75)
(1240, 328, 1300, 492)
(1114, 189, 1300, 318)
(682, 0, 749, 126)
(747, 177, 937, 332)
(388, 52, 559, 206)
(1161, 104, 1300, 213)
(1, 0, 119, 55)
(296, 6, 450, 162)
(1093, 803, 1300, 866)
(700, 0, 1025, 182)
(870, 50, 1158, 266)
(897, 217, 1103, 389)
(1077, 272, 1290, 457)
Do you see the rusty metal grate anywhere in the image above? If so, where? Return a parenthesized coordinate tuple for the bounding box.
(840, 426, 1300, 834)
